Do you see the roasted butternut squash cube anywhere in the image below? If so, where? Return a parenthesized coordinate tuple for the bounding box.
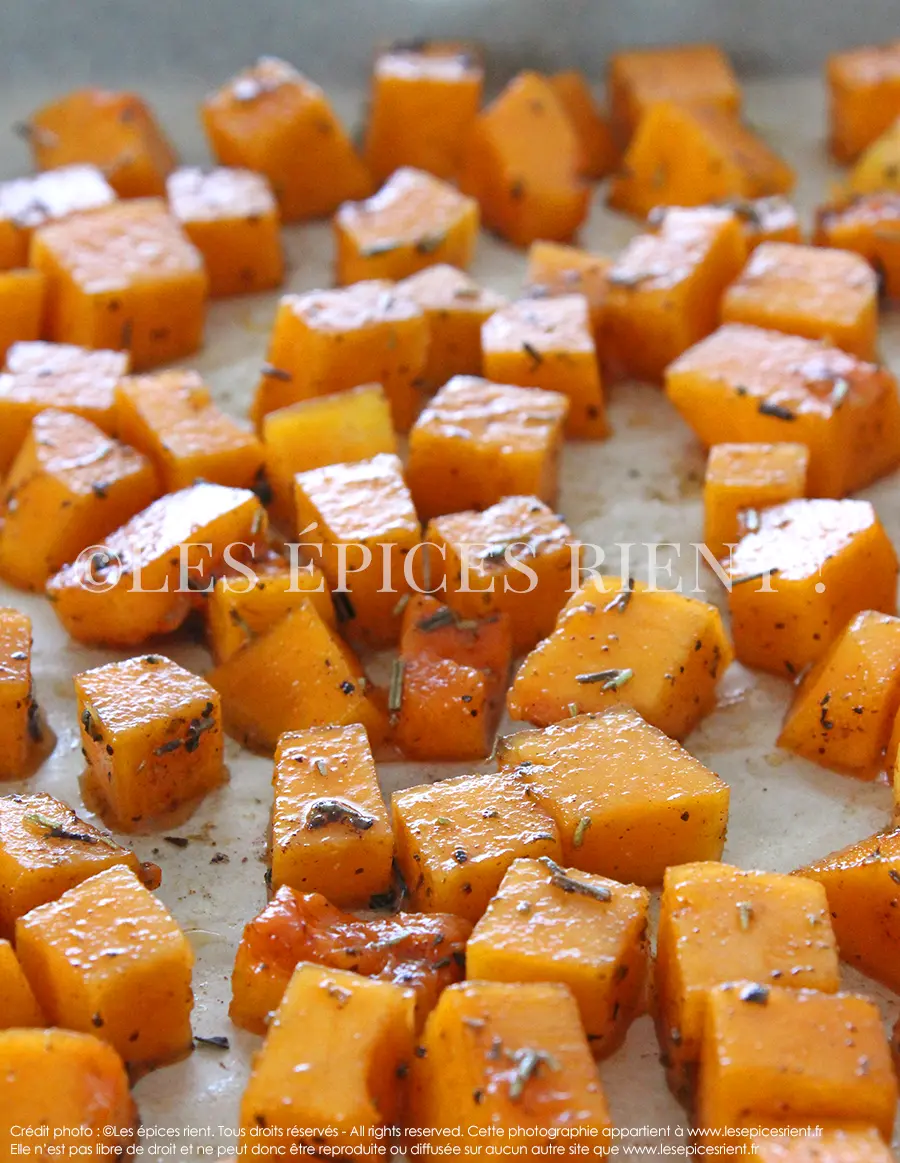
(166, 166, 284, 298)
(271, 725, 392, 907)
(482, 296, 607, 438)
(524, 242, 611, 346)
(421, 497, 578, 653)
(718, 195, 803, 250)
(25, 88, 176, 198)
(47, 483, 266, 647)
(407, 376, 567, 520)
(603, 206, 747, 383)
(0, 165, 115, 271)
(507, 576, 733, 740)
(74, 655, 224, 829)
(16, 864, 193, 1068)
(655, 863, 840, 1103)
(460, 72, 589, 247)
(467, 857, 649, 1056)
(815, 193, 900, 299)
(846, 118, 900, 195)
(497, 709, 730, 883)
(364, 46, 483, 182)
(30, 198, 208, 370)
(230, 886, 471, 1035)
(0, 270, 45, 364)
(392, 773, 562, 922)
(696, 984, 896, 1140)
(752, 1129, 894, 1162)
(703, 442, 809, 561)
(0, 409, 158, 591)
(0, 1029, 136, 1157)
(0, 610, 42, 781)
(335, 166, 479, 285)
(240, 963, 415, 1149)
(408, 981, 613, 1149)
(0, 791, 159, 938)
(0, 938, 45, 1027)
(202, 57, 371, 222)
(549, 71, 618, 180)
(208, 600, 384, 754)
(294, 453, 420, 647)
(726, 499, 898, 677)
(828, 42, 900, 163)
(608, 103, 794, 220)
(252, 281, 428, 432)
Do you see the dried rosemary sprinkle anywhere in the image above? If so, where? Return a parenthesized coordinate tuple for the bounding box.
(393, 593, 410, 617)
(738, 983, 770, 1005)
(388, 658, 406, 713)
(415, 232, 446, 255)
(23, 811, 113, 847)
(737, 901, 754, 931)
(830, 377, 850, 407)
(603, 577, 634, 613)
(416, 606, 456, 632)
(314, 759, 328, 777)
(567, 702, 579, 717)
(305, 799, 376, 832)
(508, 1048, 560, 1100)
(575, 667, 633, 691)
(522, 341, 543, 369)
(758, 400, 796, 421)
(543, 857, 610, 902)
(572, 816, 592, 849)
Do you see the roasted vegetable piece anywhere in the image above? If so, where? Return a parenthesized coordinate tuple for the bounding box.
(482, 295, 607, 438)
(655, 862, 840, 1103)
(392, 773, 562, 922)
(827, 41, 900, 162)
(408, 981, 613, 1149)
(24, 88, 176, 197)
(0, 270, 44, 363)
(0, 791, 160, 938)
(751, 1129, 895, 1163)
(47, 483, 266, 647)
(166, 166, 284, 297)
(507, 576, 733, 739)
(459, 71, 589, 247)
(74, 655, 224, 829)
(230, 886, 471, 1034)
(0, 409, 158, 591)
(497, 709, 730, 883)
(718, 195, 802, 249)
(16, 864, 194, 1069)
(0, 1029, 136, 1157)
(364, 45, 483, 182)
(407, 377, 568, 520)
(240, 963, 415, 1149)
(0, 610, 44, 781)
(703, 442, 809, 561)
(420, 497, 578, 652)
(814, 193, 900, 298)
(30, 198, 208, 370)
(846, 118, 900, 195)
(0, 165, 115, 270)
(726, 499, 898, 677)
(603, 206, 747, 383)
(549, 71, 618, 179)
(0, 938, 45, 1027)
(666, 324, 900, 497)
(202, 56, 371, 221)
(524, 242, 611, 347)
(467, 857, 649, 1056)
(696, 983, 897, 1140)
(334, 166, 479, 285)
(252, 281, 428, 432)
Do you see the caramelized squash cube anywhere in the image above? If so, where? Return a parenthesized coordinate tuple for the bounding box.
(335, 166, 479, 285)
(0, 938, 45, 1027)
(497, 709, 729, 883)
(407, 376, 567, 520)
(0, 271, 44, 364)
(460, 72, 589, 247)
(25, 88, 176, 198)
(202, 57, 371, 222)
(0, 611, 42, 781)
(603, 206, 747, 383)
(0, 165, 115, 270)
(719, 195, 802, 250)
(726, 499, 898, 677)
(392, 772, 562, 922)
(846, 119, 900, 195)
(524, 242, 611, 346)
(751, 1129, 895, 1162)
(240, 963, 415, 1149)
(467, 857, 649, 1055)
(30, 198, 208, 370)
(549, 71, 619, 179)
(814, 193, 900, 298)
(167, 166, 284, 297)
(827, 42, 900, 163)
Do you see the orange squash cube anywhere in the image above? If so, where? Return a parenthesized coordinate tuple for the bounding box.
(30, 198, 208, 371)
(726, 498, 898, 677)
(666, 324, 900, 498)
(498, 709, 729, 883)
(0, 610, 43, 781)
(827, 41, 900, 163)
(0, 270, 45, 365)
(507, 576, 733, 740)
(202, 57, 371, 222)
(392, 773, 562, 922)
(814, 193, 900, 299)
(459, 72, 589, 247)
(603, 206, 747, 383)
(24, 88, 177, 198)
(718, 195, 803, 250)
(549, 71, 618, 180)
(334, 166, 479, 285)
(421, 497, 578, 653)
(166, 166, 284, 298)
(482, 295, 607, 438)
(0, 409, 158, 591)
(752, 1129, 894, 1162)
(16, 864, 194, 1070)
(703, 442, 809, 561)
(407, 376, 567, 521)
(364, 46, 483, 182)
(74, 655, 224, 829)
(271, 725, 392, 907)
(0, 939, 45, 1028)
(524, 242, 611, 346)
(846, 119, 900, 195)
(252, 281, 428, 432)
(0, 165, 115, 271)
(467, 857, 649, 1056)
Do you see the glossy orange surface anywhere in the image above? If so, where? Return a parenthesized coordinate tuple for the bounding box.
(0, 165, 115, 269)
(549, 71, 618, 180)
(827, 41, 900, 162)
(0, 938, 45, 1027)
(815, 192, 900, 299)
(0, 269, 44, 364)
(0, 609, 40, 780)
